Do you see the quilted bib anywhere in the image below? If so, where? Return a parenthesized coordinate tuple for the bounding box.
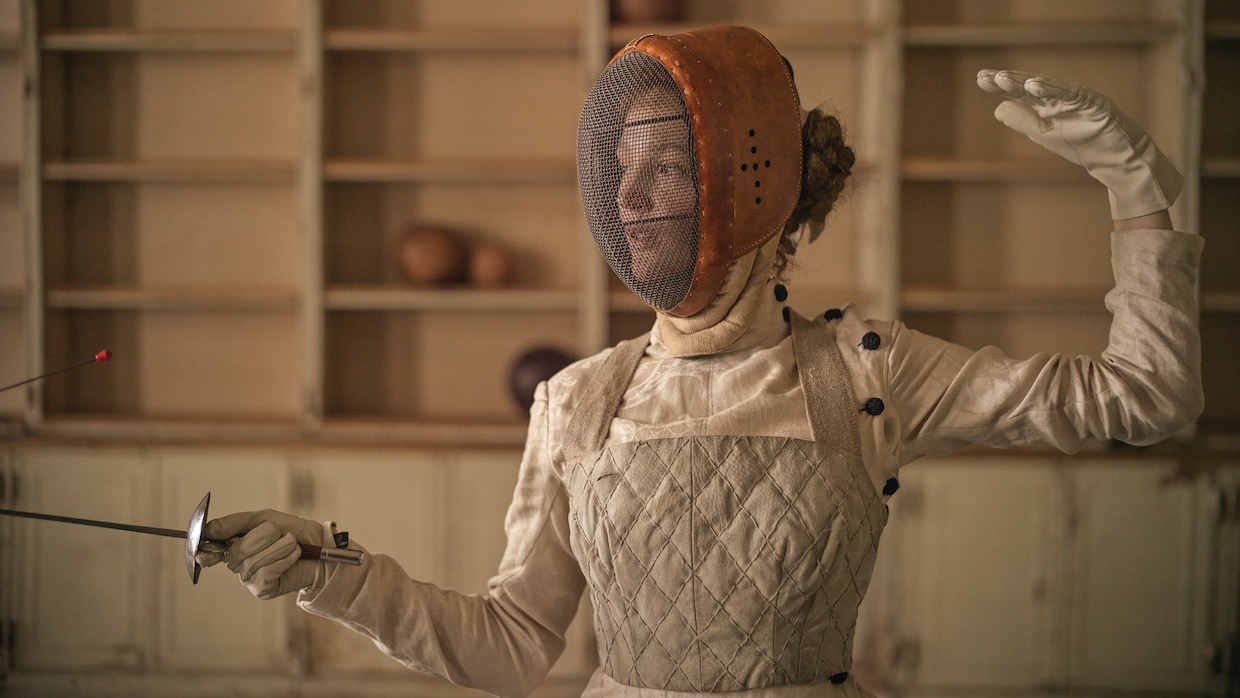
(562, 313, 888, 691)
(567, 435, 886, 690)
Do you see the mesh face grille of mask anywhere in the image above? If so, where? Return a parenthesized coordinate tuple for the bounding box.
(577, 52, 700, 311)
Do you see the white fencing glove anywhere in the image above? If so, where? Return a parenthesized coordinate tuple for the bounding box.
(976, 69, 1182, 220)
(197, 509, 331, 600)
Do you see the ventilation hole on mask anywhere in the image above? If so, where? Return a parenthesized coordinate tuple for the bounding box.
(753, 162, 759, 170)
(751, 146, 758, 154)
(749, 129, 756, 137)
(755, 180, 761, 188)
(741, 164, 747, 171)
(765, 160, 771, 168)
(756, 197, 762, 204)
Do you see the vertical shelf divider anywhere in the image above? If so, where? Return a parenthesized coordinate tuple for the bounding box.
(20, 0, 42, 427)
(300, 0, 324, 434)
(1178, 0, 1206, 236)
(579, 0, 610, 355)
(858, 0, 903, 323)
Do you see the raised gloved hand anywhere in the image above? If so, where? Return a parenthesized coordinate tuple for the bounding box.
(197, 509, 330, 600)
(976, 69, 1182, 220)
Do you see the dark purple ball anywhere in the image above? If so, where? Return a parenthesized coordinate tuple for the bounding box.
(508, 346, 574, 413)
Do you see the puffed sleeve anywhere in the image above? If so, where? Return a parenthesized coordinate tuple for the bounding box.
(295, 381, 587, 698)
(889, 229, 1204, 465)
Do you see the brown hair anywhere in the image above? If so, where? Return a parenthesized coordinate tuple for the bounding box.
(773, 108, 855, 279)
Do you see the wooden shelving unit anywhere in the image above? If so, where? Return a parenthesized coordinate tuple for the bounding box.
(1, 3, 1236, 695)
(1199, 2, 1240, 438)
(0, 0, 1226, 439)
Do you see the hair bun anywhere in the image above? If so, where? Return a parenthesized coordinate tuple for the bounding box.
(773, 108, 855, 278)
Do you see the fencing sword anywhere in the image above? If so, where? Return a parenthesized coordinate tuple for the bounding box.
(0, 492, 364, 584)
(0, 350, 113, 394)
(1, 353, 365, 582)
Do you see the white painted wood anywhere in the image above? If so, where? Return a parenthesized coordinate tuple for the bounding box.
(448, 448, 597, 687)
(0, 0, 22, 419)
(1067, 460, 1215, 690)
(40, 29, 297, 53)
(1209, 463, 1240, 681)
(298, 0, 324, 432)
(9, 446, 155, 670)
(324, 27, 579, 52)
(855, 0, 902, 322)
(19, 0, 40, 426)
(0, 444, 15, 671)
(154, 448, 291, 670)
(42, 159, 295, 182)
(46, 287, 299, 311)
(325, 286, 578, 312)
(896, 458, 1063, 688)
(300, 447, 450, 674)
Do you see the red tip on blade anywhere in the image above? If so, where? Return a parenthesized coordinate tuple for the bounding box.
(95, 350, 113, 362)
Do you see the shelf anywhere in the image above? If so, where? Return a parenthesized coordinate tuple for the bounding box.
(318, 417, 528, 447)
(902, 157, 1085, 182)
(1206, 20, 1240, 40)
(324, 27, 577, 52)
(325, 286, 578, 312)
(1202, 156, 1240, 178)
(40, 29, 296, 53)
(607, 287, 873, 314)
(608, 22, 877, 49)
(31, 415, 304, 443)
(1202, 291, 1240, 314)
(0, 287, 21, 309)
(46, 287, 299, 312)
(900, 287, 1111, 314)
(323, 158, 575, 184)
(903, 22, 1179, 46)
(24, 414, 530, 447)
(43, 160, 295, 183)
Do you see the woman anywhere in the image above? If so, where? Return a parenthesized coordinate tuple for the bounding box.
(200, 26, 1201, 698)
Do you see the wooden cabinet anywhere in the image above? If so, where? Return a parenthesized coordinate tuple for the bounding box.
(2, 446, 290, 674)
(4, 2, 1226, 434)
(882, 457, 1230, 693)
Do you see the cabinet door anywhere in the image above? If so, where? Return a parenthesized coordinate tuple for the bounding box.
(894, 458, 1065, 688)
(450, 448, 596, 689)
(301, 447, 450, 675)
(154, 448, 291, 671)
(1068, 459, 1215, 690)
(891, 457, 1219, 693)
(9, 446, 155, 670)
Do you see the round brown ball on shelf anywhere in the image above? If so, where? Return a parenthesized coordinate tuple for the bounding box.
(469, 241, 514, 288)
(397, 224, 467, 286)
(508, 346, 575, 414)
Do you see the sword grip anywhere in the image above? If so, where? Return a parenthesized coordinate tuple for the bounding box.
(297, 543, 363, 566)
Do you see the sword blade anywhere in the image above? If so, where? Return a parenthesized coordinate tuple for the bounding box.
(0, 508, 187, 539)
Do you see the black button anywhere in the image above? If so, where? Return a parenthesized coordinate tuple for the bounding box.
(824, 308, 843, 321)
(861, 397, 884, 416)
(861, 332, 881, 350)
(829, 672, 849, 684)
(782, 307, 791, 323)
(883, 478, 899, 496)
(774, 284, 788, 302)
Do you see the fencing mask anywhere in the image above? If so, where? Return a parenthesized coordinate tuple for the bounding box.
(576, 26, 803, 317)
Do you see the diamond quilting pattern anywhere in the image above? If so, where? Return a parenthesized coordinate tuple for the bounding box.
(566, 435, 888, 691)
